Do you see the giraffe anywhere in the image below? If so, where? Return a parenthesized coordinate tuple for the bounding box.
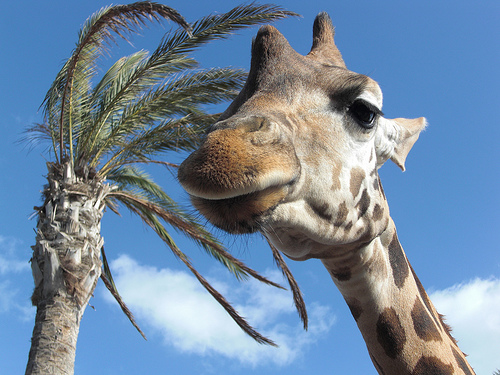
(178, 13, 475, 375)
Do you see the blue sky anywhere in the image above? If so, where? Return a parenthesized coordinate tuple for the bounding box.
(1, 1, 499, 374)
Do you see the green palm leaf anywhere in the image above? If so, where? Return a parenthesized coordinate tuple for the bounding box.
(112, 194, 277, 346)
(42, 2, 190, 164)
(96, 68, 247, 174)
(26, 2, 300, 352)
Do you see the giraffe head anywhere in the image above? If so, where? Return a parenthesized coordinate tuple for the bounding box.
(178, 13, 426, 261)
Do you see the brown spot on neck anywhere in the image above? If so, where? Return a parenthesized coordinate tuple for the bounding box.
(343, 220, 354, 234)
(310, 202, 333, 222)
(376, 307, 406, 359)
(388, 232, 409, 289)
(334, 201, 348, 227)
(329, 267, 351, 281)
(331, 164, 342, 191)
(378, 179, 386, 201)
(452, 346, 474, 375)
(411, 297, 442, 342)
(356, 189, 371, 218)
(372, 203, 384, 221)
(411, 356, 453, 375)
(409, 264, 459, 345)
(350, 167, 365, 198)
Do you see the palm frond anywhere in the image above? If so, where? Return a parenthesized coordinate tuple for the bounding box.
(111, 159, 180, 170)
(100, 245, 147, 339)
(107, 182, 283, 290)
(97, 117, 198, 176)
(79, 52, 199, 165)
(114, 194, 277, 346)
(41, 2, 190, 163)
(125, 67, 247, 120)
(268, 240, 308, 330)
(107, 165, 176, 203)
(21, 122, 55, 153)
(95, 68, 246, 174)
(152, 3, 299, 61)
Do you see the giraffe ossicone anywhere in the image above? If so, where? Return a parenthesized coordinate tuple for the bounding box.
(178, 12, 474, 375)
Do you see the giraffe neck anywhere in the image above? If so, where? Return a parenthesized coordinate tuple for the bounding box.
(321, 219, 475, 375)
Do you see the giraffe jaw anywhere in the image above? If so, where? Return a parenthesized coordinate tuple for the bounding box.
(188, 183, 293, 234)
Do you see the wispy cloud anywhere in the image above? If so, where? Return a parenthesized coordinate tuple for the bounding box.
(106, 255, 335, 367)
(430, 277, 500, 375)
(0, 235, 33, 320)
(0, 235, 30, 274)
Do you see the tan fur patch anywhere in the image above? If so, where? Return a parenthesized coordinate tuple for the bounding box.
(350, 167, 365, 198)
(331, 164, 342, 191)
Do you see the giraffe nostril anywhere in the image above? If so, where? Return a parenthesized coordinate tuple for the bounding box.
(257, 117, 271, 131)
(210, 116, 272, 133)
(239, 116, 272, 133)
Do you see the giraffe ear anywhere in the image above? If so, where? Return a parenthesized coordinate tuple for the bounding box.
(390, 117, 427, 171)
(376, 117, 427, 171)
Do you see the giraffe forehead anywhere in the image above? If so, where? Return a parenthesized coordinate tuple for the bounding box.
(221, 44, 380, 122)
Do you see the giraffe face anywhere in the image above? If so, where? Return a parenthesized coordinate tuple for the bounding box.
(178, 15, 425, 260)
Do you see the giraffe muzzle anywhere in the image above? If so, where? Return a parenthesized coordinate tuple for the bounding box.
(178, 116, 299, 233)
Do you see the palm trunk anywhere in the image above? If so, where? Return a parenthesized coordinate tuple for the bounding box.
(26, 295, 82, 374)
(26, 162, 110, 375)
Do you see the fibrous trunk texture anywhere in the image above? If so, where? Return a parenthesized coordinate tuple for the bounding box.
(26, 162, 110, 375)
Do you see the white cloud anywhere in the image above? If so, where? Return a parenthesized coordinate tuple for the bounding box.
(0, 235, 34, 320)
(106, 255, 335, 367)
(0, 281, 17, 313)
(0, 235, 30, 274)
(430, 277, 500, 375)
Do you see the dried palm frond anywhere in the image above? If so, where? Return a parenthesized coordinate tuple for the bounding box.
(101, 245, 146, 340)
(268, 240, 308, 330)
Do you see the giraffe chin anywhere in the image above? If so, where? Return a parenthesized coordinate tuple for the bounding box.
(190, 185, 288, 234)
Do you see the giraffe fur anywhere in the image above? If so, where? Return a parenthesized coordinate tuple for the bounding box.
(178, 12, 474, 375)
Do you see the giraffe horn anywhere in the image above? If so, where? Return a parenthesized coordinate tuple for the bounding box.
(308, 12, 346, 68)
(251, 25, 296, 64)
(218, 25, 299, 120)
(245, 25, 299, 87)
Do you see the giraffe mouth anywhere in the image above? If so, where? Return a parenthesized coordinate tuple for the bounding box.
(188, 180, 295, 234)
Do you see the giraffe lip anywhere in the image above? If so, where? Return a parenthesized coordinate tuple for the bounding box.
(184, 183, 270, 200)
(189, 181, 295, 234)
(182, 170, 298, 201)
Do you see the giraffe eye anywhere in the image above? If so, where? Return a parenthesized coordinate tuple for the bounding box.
(349, 100, 381, 129)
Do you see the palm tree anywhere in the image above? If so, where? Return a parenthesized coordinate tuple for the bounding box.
(23, 3, 297, 374)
